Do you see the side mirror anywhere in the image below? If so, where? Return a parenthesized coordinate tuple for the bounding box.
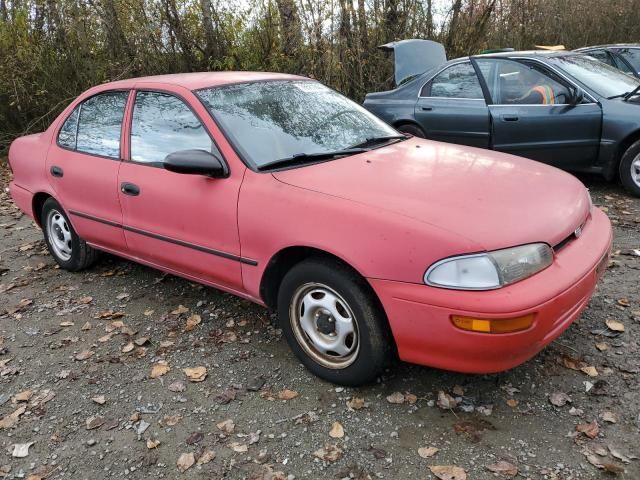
(569, 87, 585, 105)
(163, 149, 228, 178)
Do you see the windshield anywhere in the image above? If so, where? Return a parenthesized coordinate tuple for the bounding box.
(197, 80, 398, 168)
(551, 54, 640, 98)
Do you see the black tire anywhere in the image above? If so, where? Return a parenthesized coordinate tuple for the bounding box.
(277, 258, 392, 386)
(619, 139, 640, 197)
(40, 197, 98, 271)
(396, 123, 426, 138)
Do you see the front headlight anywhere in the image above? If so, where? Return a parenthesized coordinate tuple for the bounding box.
(425, 243, 553, 290)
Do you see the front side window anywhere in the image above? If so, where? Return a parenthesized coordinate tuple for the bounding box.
(197, 80, 398, 168)
(617, 48, 640, 73)
(424, 62, 484, 99)
(76, 91, 128, 158)
(57, 107, 80, 149)
(476, 59, 570, 105)
(130, 91, 218, 165)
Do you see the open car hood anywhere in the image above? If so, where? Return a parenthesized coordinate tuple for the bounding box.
(379, 39, 447, 86)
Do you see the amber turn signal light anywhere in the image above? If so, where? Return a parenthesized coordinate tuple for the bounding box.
(451, 314, 535, 334)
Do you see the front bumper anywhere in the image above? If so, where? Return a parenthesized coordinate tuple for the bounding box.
(369, 207, 612, 374)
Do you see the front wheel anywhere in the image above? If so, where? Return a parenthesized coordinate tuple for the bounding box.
(619, 139, 640, 197)
(396, 123, 426, 138)
(40, 198, 98, 271)
(277, 258, 392, 385)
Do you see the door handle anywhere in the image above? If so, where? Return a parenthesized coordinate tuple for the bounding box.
(120, 182, 140, 196)
(421, 106, 433, 111)
(501, 115, 519, 122)
(50, 166, 64, 178)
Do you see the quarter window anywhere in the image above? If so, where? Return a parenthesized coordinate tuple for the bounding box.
(424, 62, 484, 99)
(75, 91, 128, 158)
(130, 91, 218, 165)
(476, 59, 571, 105)
(57, 107, 80, 149)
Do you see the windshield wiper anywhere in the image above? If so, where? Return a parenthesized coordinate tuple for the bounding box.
(347, 134, 408, 149)
(607, 84, 640, 100)
(257, 148, 368, 171)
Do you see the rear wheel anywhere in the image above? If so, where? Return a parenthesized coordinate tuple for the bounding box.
(619, 139, 640, 197)
(396, 123, 426, 138)
(41, 198, 98, 271)
(277, 258, 392, 385)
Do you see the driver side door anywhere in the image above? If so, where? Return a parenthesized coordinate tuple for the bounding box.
(118, 85, 246, 293)
(475, 58, 602, 170)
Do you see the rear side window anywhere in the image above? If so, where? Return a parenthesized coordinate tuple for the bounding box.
(130, 91, 218, 165)
(75, 91, 128, 159)
(423, 62, 484, 99)
(57, 107, 80, 149)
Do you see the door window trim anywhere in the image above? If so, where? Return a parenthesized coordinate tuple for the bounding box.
(54, 89, 130, 161)
(125, 88, 230, 176)
(418, 60, 487, 101)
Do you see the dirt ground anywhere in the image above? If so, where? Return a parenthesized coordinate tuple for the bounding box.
(0, 161, 639, 480)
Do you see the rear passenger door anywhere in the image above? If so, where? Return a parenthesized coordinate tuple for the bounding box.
(415, 61, 490, 148)
(46, 90, 129, 252)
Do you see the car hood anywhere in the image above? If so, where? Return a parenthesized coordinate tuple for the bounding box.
(272, 138, 591, 252)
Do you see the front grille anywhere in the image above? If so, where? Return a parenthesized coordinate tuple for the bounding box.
(553, 221, 586, 253)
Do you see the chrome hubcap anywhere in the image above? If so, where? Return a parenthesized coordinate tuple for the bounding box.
(46, 209, 72, 261)
(289, 283, 359, 369)
(631, 154, 640, 187)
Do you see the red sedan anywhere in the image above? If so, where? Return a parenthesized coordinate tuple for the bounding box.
(7, 72, 612, 385)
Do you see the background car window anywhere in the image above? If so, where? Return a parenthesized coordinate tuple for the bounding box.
(617, 48, 640, 74)
(476, 59, 570, 104)
(585, 50, 615, 67)
(131, 92, 218, 165)
(76, 92, 128, 158)
(612, 54, 634, 75)
(425, 63, 484, 99)
(57, 106, 80, 149)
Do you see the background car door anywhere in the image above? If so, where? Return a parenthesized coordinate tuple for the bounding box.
(118, 88, 245, 292)
(46, 90, 129, 251)
(475, 58, 602, 170)
(415, 61, 490, 148)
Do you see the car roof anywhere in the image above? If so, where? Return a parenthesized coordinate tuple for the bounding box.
(575, 43, 640, 51)
(104, 71, 308, 90)
(474, 49, 571, 59)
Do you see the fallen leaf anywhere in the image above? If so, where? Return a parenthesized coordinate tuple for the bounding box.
(580, 365, 599, 377)
(185, 432, 204, 445)
(85, 416, 105, 430)
(176, 452, 195, 472)
(116, 292, 130, 301)
(98, 333, 114, 343)
(577, 420, 600, 439)
(14, 390, 33, 402)
(76, 296, 93, 304)
(11, 442, 34, 458)
(616, 298, 630, 307)
(429, 465, 467, 480)
(183, 366, 207, 382)
(172, 305, 189, 315)
(595, 342, 609, 351)
(386, 392, 405, 404)
(600, 411, 617, 423)
(185, 314, 201, 332)
(75, 350, 94, 361)
(486, 461, 518, 478)
(313, 444, 343, 462)
(0, 405, 26, 429)
(229, 441, 248, 453)
(196, 449, 216, 465)
(505, 398, 519, 408)
(59, 321, 74, 327)
(163, 415, 181, 426)
(549, 392, 572, 407)
(437, 391, 458, 410)
(346, 396, 366, 410)
(605, 318, 625, 332)
(418, 446, 439, 458)
(150, 361, 170, 378)
(277, 389, 298, 400)
(329, 421, 344, 438)
(216, 418, 235, 434)
(91, 395, 106, 405)
(121, 342, 134, 353)
(81, 322, 92, 331)
(146, 439, 160, 449)
(144, 309, 155, 316)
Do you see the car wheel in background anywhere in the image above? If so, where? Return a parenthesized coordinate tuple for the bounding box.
(277, 258, 392, 386)
(619, 139, 640, 197)
(396, 123, 426, 138)
(40, 197, 98, 271)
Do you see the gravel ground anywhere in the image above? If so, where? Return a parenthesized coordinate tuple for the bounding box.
(0, 162, 639, 480)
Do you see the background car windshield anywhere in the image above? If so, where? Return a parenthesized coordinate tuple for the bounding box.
(197, 80, 398, 168)
(553, 55, 640, 97)
(617, 48, 640, 74)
